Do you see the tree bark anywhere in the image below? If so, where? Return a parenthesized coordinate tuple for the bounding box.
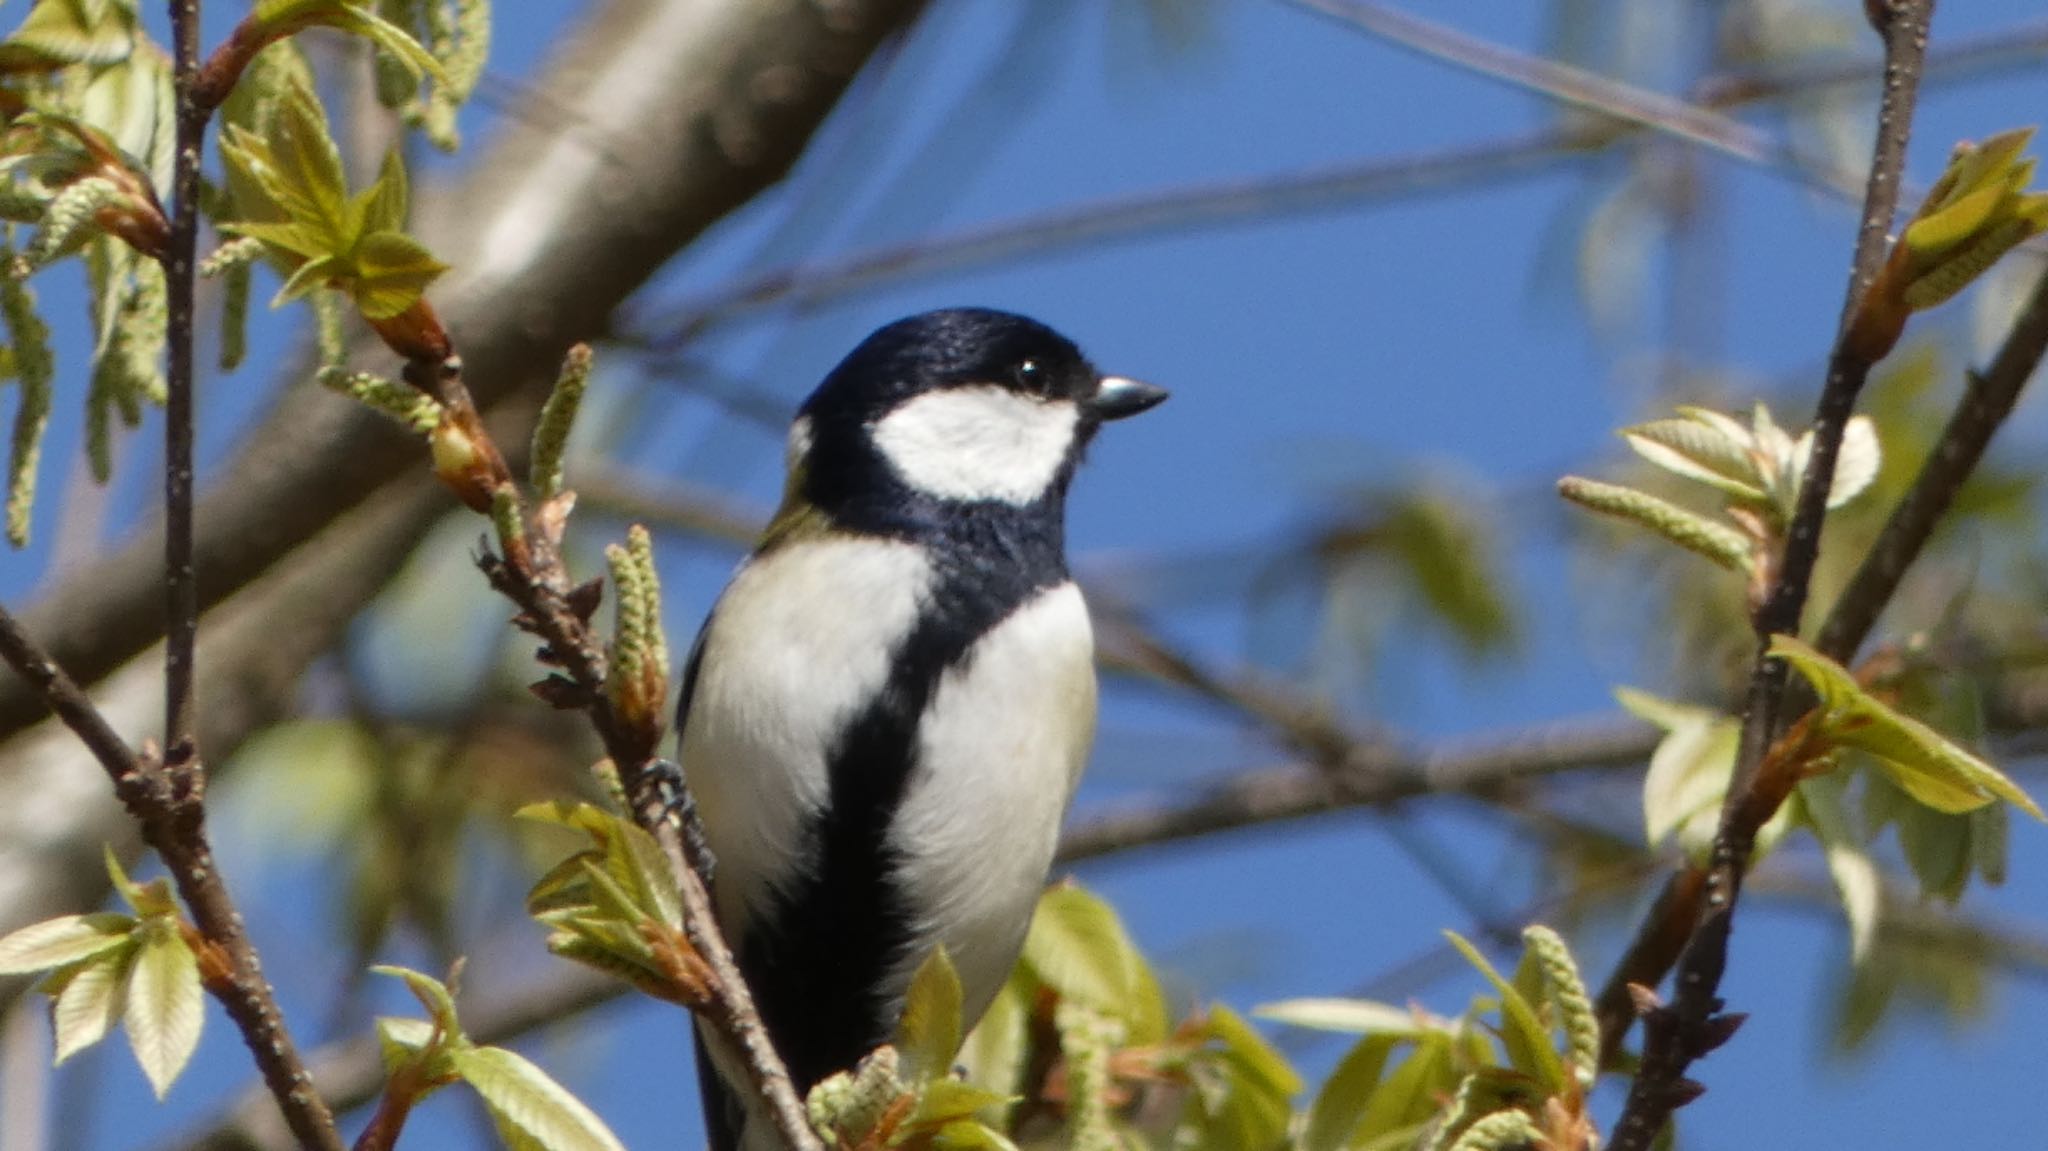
(0, 0, 927, 945)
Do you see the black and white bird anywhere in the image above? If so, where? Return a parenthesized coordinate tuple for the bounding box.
(678, 308, 1166, 1151)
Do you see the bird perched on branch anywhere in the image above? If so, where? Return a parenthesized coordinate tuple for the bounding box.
(680, 308, 1166, 1151)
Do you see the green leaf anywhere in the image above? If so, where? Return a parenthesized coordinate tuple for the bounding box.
(1253, 998, 1438, 1037)
(518, 801, 681, 931)
(50, 950, 128, 1063)
(1181, 1055, 1295, 1151)
(1897, 797, 1974, 903)
(267, 83, 350, 241)
(894, 946, 964, 1084)
(376, 1015, 462, 1097)
(1621, 413, 1766, 501)
(1302, 1033, 1402, 1151)
(1379, 489, 1517, 658)
(349, 228, 448, 319)
(377, 1015, 436, 1070)
(1797, 775, 1881, 963)
(449, 1044, 628, 1151)
(0, 0, 136, 68)
(371, 964, 462, 1037)
(1203, 1003, 1302, 1100)
(102, 844, 144, 907)
(0, 912, 134, 973)
(1353, 1033, 1455, 1143)
(956, 972, 1030, 1124)
(1019, 884, 1168, 1043)
(352, 148, 409, 236)
(1628, 690, 1740, 854)
(1772, 636, 2045, 821)
(270, 253, 338, 307)
(1906, 181, 2008, 259)
(1443, 931, 1565, 1094)
(1819, 417, 1882, 509)
(1614, 686, 1715, 733)
(123, 929, 203, 1099)
(77, 38, 176, 191)
(251, 0, 442, 80)
(222, 219, 333, 262)
(575, 858, 653, 927)
(911, 1078, 1014, 1128)
(929, 1118, 1021, 1151)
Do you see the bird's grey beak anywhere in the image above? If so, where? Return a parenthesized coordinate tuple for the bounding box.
(1090, 375, 1169, 421)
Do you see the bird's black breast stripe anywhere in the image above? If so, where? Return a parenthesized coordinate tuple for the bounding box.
(732, 501, 1068, 1093)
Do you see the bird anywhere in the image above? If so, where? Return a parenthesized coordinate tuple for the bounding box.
(677, 307, 1167, 1151)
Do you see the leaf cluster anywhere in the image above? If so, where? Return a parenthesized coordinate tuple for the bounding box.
(374, 963, 629, 1151)
(0, 848, 205, 1099)
(1260, 925, 1600, 1151)
(218, 79, 445, 320)
(804, 949, 1020, 1151)
(521, 801, 709, 1006)
(0, 0, 490, 545)
(1560, 402, 1880, 604)
(939, 883, 1299, 1151)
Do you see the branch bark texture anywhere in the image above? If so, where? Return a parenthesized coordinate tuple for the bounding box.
(0, 0, 930, 948)
(0, 0, 929, 738)
(0, 604, 343, 1150)
(1607, 4, 1938, 1147)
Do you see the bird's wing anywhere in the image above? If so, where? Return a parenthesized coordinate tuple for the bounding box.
(672, 611, 713, 740)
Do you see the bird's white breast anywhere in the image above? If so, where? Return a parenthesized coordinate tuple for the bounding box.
(868, 386, 1080, 504)
(885, 580, 1097, 1017)
(680, 536, 934, 936)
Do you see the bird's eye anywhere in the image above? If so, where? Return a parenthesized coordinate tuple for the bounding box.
(1014, 358, 1043, 388)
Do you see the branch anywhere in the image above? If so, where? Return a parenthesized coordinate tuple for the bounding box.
(1816, 265, 2048, 660)
(400, 340, 821, 1151)
(161, 0, 201, 758)
(0, 0, 932, 960)
(1289, 0, 1803, 169)
(0, 604, 342, 1150)
(1056, 719, 1657, 864)
(624, 9, 2048, 348)
(0, 0, 931, 742)
(174, 967, 625, 1151)
(1591, 194, 2048, 1084)
(1607, 5, 1938, 1148)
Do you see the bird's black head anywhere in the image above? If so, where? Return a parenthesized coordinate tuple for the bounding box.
(786, 308, 1165, 533)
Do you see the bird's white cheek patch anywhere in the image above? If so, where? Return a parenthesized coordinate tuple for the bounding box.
(869, 386, 1079, 504)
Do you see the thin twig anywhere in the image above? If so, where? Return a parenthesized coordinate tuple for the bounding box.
(0, 603, 344, 1150)
(1592, 165, 2048, 1086)
(627, 10, 2048, 350)
(1816, 267, 2048, 661)
(1606, 5, 1938, 1148)
(414, 352, 822, 1151)
(176, 967, 625, 1151)
(1056, 720, 1657, 864)
(161, 0, 201, 758)
(1289, 0, 1803, 169)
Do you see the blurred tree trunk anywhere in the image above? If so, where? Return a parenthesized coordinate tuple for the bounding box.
(0, 0, 926, 951)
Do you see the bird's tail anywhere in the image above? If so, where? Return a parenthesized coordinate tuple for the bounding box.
(695, 1025, 746, 1151)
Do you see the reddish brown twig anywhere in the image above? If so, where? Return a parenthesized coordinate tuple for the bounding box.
(1605, 4, 1939, 1148)
(384, 327, 822, 1151)
(0, 604, 343, 1150)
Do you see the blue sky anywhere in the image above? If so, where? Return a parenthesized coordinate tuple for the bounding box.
(10, 1, 2048, 1148)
